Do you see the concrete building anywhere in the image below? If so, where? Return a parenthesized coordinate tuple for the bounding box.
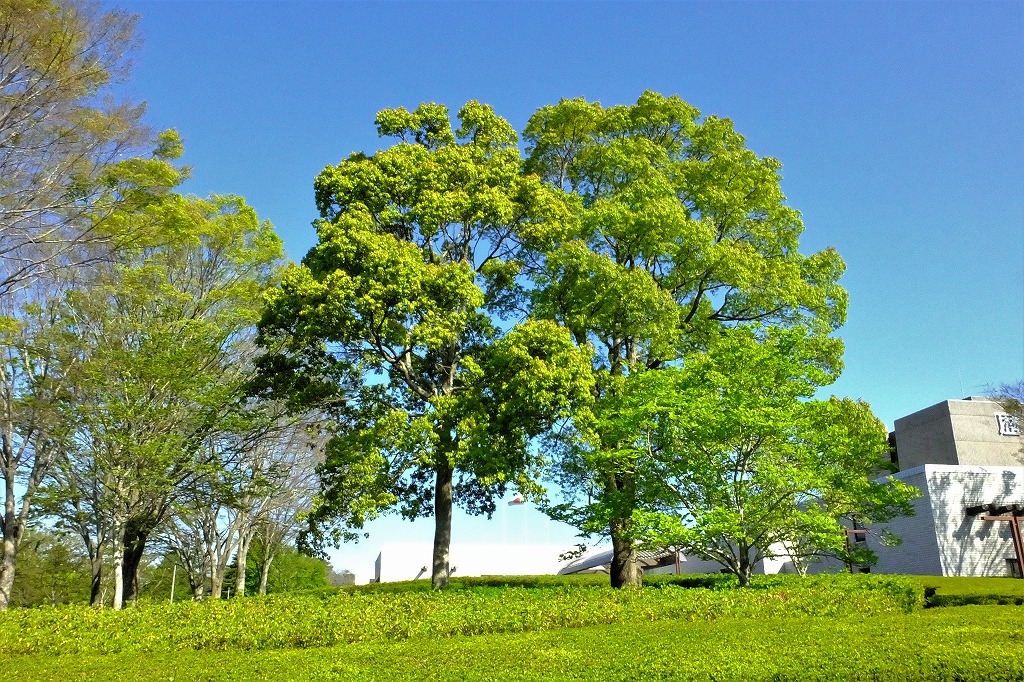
(891, 397, 1023, 471)
(854, 397, 1023, 577)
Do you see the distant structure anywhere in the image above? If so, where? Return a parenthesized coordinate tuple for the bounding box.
(846, 397, 1023, 577)
(372, 542, 570, 583)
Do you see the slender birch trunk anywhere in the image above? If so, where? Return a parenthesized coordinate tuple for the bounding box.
(234, 527, 255, 598)
(258, 555, 273, 595)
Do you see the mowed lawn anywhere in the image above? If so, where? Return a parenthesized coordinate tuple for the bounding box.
(5, 576, 1024, 681)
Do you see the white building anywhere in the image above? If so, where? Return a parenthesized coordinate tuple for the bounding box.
(857, 463, 1024, 577)
(372, 542, 571, 583)
(826, 397, 1023, 578)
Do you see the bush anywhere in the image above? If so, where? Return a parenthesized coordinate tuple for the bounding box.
(0, 574, 922, 656)
(917, 576, 1024, 607)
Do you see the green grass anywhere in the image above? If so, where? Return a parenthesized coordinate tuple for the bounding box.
(917, 576, 1024, 606)
(5, 606, 1024, 681)
(5, 574, 1024, 681)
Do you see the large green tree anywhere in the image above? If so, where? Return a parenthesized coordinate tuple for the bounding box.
(526, 92, 847, 587)
(259, 102, 593, 588)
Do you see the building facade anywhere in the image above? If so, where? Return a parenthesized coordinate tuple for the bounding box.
(856, 398, 1023, 577)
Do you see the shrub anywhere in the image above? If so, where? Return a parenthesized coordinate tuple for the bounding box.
(0, 574, 921, 656)
(917, 576, 1024, 607)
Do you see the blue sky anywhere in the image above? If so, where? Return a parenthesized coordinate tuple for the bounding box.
(116, 0, 1023, 577)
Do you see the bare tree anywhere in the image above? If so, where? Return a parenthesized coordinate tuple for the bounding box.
(0, 0, 187, 296)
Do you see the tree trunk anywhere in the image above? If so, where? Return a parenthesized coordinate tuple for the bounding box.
(258, 555, 273, 595)
(0, 540, 16, 610)
(121, 518, 153, 604)
(736, 551, 753, 587)
(0, 474, 23, 610)
(190, 576, 205, 601)
(609, 518, 641, 588)
(210, 569, 224, 599)
(112, 536, 124, 610)
(89, 553, 104, 606)
(431, 459, 454, 589)
(234, 528, 254, 598)
(0, 522, 20, 609)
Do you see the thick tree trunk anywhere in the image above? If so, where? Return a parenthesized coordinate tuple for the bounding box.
(0, 540, 16, 610)
(0, 525, 20, 609)
(210, 570, 224, 599)
(431, 459, 454, 589)
(736, 551, 753, 587)
(190, 577, 205, 601)
(121, 527, 149, 604)
(609, 518, 641, 588)
(0, 474, 22, 610)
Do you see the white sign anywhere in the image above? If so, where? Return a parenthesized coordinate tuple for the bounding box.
(996, 413, 1021, 437)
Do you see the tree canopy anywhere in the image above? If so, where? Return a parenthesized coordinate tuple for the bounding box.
(524, 91, 848, 586)
(259, 102, 593, 588)
(555, 326, 917, 586)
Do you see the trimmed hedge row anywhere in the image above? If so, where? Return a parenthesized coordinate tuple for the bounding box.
(7, 605, 1023, 681)
(919, 576, 1024, 607)
(0, 574, 922, 656)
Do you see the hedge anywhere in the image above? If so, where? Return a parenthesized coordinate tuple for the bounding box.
(0, 574, 922, 656)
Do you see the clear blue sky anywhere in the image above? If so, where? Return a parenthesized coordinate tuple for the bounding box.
(116, 0, 1023, 577)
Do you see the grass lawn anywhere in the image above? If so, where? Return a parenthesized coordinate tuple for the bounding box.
(6, 604, 1024, 681)
(4, 576, 1024, 681)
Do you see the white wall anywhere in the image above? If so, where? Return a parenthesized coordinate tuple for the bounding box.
(868, 465, 1023, 577)
(374, 542, 574, 583)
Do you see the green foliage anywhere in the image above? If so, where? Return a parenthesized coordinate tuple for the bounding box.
(918, 576, 1024, 607)
(7, 531, 91, 607)
(523, 92, 852, 587)
(34, 192, 286, 605)
(0, 0, 189, 294)
(259, 101, 592, 586)
(0, 574, 921, 656)
(549, 325, 918, 586)
(6, 605, 1024, 681)
(241, 546, 330, 595)
(643, 327, 918, 582)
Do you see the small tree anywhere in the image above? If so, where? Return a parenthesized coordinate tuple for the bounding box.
(591, 327, 919, 586)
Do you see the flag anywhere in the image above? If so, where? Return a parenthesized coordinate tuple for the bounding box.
(508, 495, 525, 506)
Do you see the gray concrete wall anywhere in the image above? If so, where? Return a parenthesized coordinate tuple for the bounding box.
(893, 399, 1023, 470)
(893, 401, 959, 470)
(866, 467, 945, 576)
(948, 399, 1024, 467)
